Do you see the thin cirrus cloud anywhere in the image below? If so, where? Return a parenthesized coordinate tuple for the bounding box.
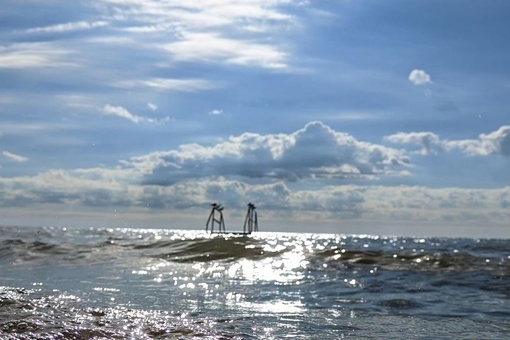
(208, 109, 223, 115)
(161, 32, 288, 69)
(109, 78, 216, 92)
(0, 42, 73, 69)
(2, 151, 28, 163)
(147, 102, 158, 111)
(97, 0, 293, 69)
(142, 78, 216, 91)
(126, 121, 411, 186)
(23, 20, 109, 34)
(102, 105, 169, 125)
(106, 0, 293, 32)
(7, 0, 295, 76)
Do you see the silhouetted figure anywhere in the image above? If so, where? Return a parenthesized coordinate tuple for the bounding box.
(206, 203, 226, 233)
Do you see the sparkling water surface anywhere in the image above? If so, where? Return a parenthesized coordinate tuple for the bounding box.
(1, 226, 509, 339)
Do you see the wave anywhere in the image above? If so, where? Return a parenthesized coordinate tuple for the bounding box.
(0, 227, 508, 275)
(0, 238, 115, 265)
(136, 236, 287, 263)
(311, 247, 509, 273)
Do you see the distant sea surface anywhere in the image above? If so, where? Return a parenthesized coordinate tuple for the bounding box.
(1, 226, 509, 339)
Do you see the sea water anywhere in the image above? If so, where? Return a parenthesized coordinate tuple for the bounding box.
(1, 226, 509, 339)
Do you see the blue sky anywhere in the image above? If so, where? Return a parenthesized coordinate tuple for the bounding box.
(1, 0, 510, 238)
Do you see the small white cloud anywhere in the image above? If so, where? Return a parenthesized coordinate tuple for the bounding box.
(123, 24, 169, 33)
(409, 69, 432, 85)
(147, 102, 158, 111)
(103, 104, 145, 124)
(143, 78, 215, 92)
(209, 109, 223, 115)
(3, 150, 28, 162)
(103, 104, 169, 125)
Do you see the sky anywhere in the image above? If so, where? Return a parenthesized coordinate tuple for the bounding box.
(1, 0, 510, 238)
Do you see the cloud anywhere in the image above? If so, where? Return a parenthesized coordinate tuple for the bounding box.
(104, 0, 293, 32)
(0, 169, 134, 208)
(0, 42, 73, 69)
(125, 121, 410, 185)
(361, 185, 510, 225)
(209, 109, 223, 115)
(110, 78, 215, 92)
(445, 125, 510, 156)
(386, 125, 510, 157)
(162, 32, 287, 69)
(102, 104, 169, 124)
(2, 151, 28, 162)
(385, 131, 442, 155)
(142, 78, 216, 91)
(1, 0, 299, 86)
(94, 0, 294, 69)
(24, 20, 108, 34)
(1, 169, 509, 228)
(147, 102, 158, 111)
(408, 69, 432, 85)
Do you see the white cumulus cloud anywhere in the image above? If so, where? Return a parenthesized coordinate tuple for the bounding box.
(386, 125, 510, 157)
(408, 69, 432, 85)
(125, 121, 410, 185)
(445, 125, 510, 156)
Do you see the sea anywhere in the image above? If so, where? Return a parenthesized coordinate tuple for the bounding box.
(0, 226, 509, 339)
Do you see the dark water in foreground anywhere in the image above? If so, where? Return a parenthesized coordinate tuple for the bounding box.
(0, 226, 509, 339)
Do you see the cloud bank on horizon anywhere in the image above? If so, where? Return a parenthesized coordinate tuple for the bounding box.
(1, 0, 510, 237)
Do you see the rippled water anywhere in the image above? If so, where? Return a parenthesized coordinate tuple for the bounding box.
(1, 226, 509, 339)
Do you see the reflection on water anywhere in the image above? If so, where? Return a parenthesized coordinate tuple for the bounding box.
(1, 227, 509, 338)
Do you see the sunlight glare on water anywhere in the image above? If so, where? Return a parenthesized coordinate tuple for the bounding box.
(223, 234, 309, 285)
(1, 227, 509, 339)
